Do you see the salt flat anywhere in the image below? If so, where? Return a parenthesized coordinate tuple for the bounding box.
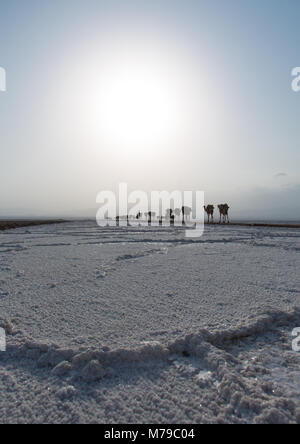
(0, 221, 300, 423)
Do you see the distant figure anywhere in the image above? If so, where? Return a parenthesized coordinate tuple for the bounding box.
(218, 204, 230, 224)
(148, 211, 156, 226)
(174, 208, 181, 221)
(166, 209, 173, 219)
(204, 205, 214, 224)
(181, 206, 192, 225)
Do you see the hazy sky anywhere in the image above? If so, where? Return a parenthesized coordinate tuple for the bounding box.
(0, 0, 300, 219)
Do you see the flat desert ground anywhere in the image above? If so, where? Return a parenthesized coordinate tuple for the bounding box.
(0, 220, 300, 423)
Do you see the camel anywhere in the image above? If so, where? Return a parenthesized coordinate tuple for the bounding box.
(174, 208, 181, 220)
(166, 209, 173, 219)
(218, 204, 230, 224)
(204, 205, 214, 224)
(143, 211, 156, 225)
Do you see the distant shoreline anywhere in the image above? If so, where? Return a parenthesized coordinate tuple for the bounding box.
(0, 220, 67, 231)
(210, 222, 300, 229)
(0, 219, 299, 232)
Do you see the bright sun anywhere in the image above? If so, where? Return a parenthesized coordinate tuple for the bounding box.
(89, 62, 182, 150)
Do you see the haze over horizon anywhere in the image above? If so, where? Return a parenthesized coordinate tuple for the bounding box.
(1, 0, 300, 220)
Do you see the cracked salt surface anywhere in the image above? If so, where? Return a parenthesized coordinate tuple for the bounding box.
(0, 221, 300, 423)
(239, 336, 300, 401)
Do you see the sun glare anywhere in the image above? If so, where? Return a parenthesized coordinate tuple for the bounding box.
(86, 59, 184, 152)
(100, 69, 176, 145)
(66, 44, 213, 160)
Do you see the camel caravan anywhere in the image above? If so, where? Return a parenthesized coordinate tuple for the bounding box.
(204, 204, 230, 224)
(115, 204, 230, 226)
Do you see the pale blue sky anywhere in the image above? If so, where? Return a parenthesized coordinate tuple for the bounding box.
(0, 0, 299, 219)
